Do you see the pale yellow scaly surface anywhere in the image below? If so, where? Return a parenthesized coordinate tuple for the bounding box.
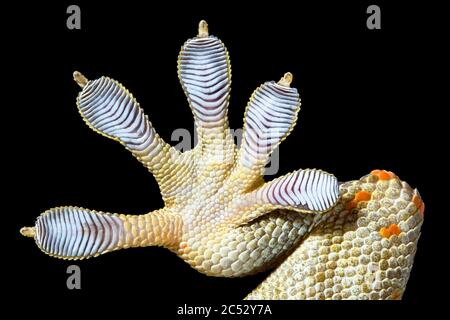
(246, 173, 424, 299)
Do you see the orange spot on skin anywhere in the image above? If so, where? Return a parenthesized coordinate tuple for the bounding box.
(412, 195, 421, 207)
(379, 227, 391, 238)
(388, 224, 401, 236)
(379, 171, 392, 180)
(370, 169, 395, 180)
(354, 191, 371, 202)
(380, 224, 401, 238)
(420, 203, 425, 216)
(346, 191, 372, 210)
(412, 194, 425, 216)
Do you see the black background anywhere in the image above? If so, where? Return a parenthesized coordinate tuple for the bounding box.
(4, 0, 443, 318)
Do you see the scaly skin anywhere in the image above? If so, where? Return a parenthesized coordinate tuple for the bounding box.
(20, 21, 423, 299)
(246, 172, 424, 299)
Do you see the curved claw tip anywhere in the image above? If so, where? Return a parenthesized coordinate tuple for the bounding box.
(73, 71, 88, 88)
(198, 20, 209, 38)
(278, 72, 293, 87)
(20, 226, 35, 238)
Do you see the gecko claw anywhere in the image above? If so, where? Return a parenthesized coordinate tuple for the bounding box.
(20, 226, 35, 238)
(73, 71, 88, 88)
(278, 72, 293, 87)
(198, 20, 209, 37)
